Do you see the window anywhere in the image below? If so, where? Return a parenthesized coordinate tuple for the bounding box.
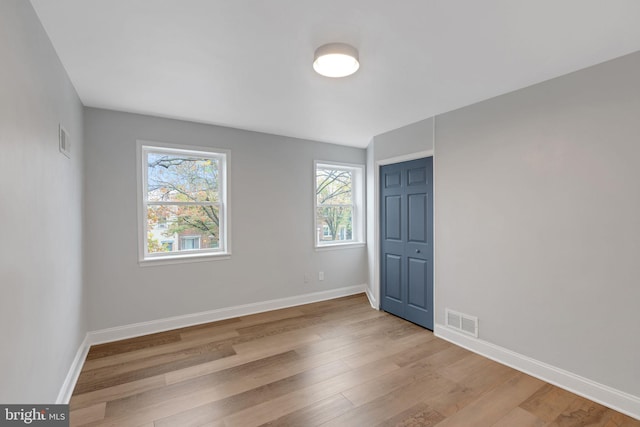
(315, 161, 364, 248)
(138, 142, 230, 262)
(180, 236, 200, 250)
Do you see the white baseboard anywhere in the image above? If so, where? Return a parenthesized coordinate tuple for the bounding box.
(56, 334, 90, 404)
(87, 284, 366, 346)
(365, 286, 378, 310)
(435, 324, 640, 421)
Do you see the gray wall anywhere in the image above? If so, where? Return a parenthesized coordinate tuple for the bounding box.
(435, 51, 640, 396)
(84, 108, 367, 330)
(366, 118, 434, 304)
(372, 118, 434, 162)
(0, 1, 86, 402)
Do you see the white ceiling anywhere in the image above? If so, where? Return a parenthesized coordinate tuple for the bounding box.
(30, 0, 640, 148)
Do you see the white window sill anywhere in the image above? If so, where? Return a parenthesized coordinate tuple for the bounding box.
(315, 242, 366, 251)
(139, 252, 231, 267)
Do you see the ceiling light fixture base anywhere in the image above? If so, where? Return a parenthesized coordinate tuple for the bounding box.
(313, 43, 360, 78)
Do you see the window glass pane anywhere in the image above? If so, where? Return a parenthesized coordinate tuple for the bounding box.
(180, 236, 200, 250)
(146, 205, 220, 254)
(147, 153, 220, 203)
(316, 206, 353, 243)
(316, 168, 352, 206)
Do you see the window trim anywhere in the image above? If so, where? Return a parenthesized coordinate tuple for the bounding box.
(137, 140, 231, 265)
(314, 160, 365, 249)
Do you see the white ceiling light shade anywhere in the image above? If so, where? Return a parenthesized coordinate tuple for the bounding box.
(313, 43, 360, 78)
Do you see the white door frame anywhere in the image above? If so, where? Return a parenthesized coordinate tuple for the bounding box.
(371, 149, 434, 309)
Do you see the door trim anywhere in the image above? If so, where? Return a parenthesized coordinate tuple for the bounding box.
(371, 149, 434, 310)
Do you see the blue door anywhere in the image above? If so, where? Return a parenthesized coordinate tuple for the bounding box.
(380, 157, 433, 330)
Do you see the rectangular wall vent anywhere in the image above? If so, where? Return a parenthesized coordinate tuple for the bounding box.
(59, 124, 70, 158)
(445, 308, 478, 338)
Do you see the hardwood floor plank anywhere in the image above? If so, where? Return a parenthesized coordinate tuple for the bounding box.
(180, 305, 308, 343)
(341, 343, 467, 407)
(519, 383, 579, 422)
(341, 358, 441, 407)
(234, 315, 321, 337)
(491, 406, 546, 427)
(547, 397, 615, 427)
(75, 344, 236, 394)
(69, 402, 106, 426)
(67, 294, 639, 427)
(438, 351, 497, 383)
(320, 369, 457, 427)
(163, 346, 286, 386)
(105, 351, 301, 417)
(605, 412, 640, 427)
(70, 375, 166, 412)
(340, 329, 430, 369)
(234, 301, 376, 338)
(82, 330, 240, 372)
(296, 294, 365, 314)
(307, 300, 384, 324)
(191, 421, 225, 427)
(152, 360, 350, 427)
(86, 331, 182, 360)
(256, 394, 354, 427)
(430, 354, 518, 417)
(292, 331, 381, 359)
(433, 372, 545, 427)
(375, 402, 445, 427)
(164, 329, 322, 385)
(389, 333, 444, 367)
(235, 306, 306, 324)
(223, 358, 400, 427)
(315, 309, 411, 340)
(230, 328, 323, 355)
(78, 341, 236, 386)
(102, 350, 359, 425)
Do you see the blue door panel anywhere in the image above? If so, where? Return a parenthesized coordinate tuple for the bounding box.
(385, 196, 402, 241)
(408, 194, 427, 243)
(408, 167, 426, 186)
(385, 254, 402, 301)
(385, 171, 402, 188)
(408, 257, 427, 308)
(380, 157, 433, 330)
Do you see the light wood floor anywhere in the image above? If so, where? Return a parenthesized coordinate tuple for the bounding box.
(70, 294, 639, 426)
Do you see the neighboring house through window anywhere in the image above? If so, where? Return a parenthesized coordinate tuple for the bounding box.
(138, 141, 230, 263)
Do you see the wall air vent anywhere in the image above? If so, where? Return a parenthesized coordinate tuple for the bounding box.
(445, 308, 478, 338)
(59, 124, 70, 158)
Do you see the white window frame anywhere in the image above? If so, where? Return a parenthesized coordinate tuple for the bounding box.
(314, 160, 365, 249)
(137, 140, 231, 265)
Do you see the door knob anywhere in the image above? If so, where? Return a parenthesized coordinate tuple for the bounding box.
(416, 249, 421, 253)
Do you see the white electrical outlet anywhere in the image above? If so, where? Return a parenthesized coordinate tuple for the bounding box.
(318, 271, 324, 281)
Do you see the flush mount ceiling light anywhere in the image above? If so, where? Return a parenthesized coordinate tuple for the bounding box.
(313, 43, 360, 78)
